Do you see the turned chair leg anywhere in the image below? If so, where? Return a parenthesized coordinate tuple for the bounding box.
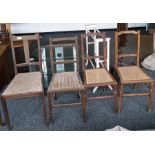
(48, 93, 54, 124)
(81, 90, 87, 122)
(118, 84, 123, 113)
(113, 85, 117, 113)
(148, 82, 153, 112)
(41, 94, 47, 125)
(1, 98, 12, 130)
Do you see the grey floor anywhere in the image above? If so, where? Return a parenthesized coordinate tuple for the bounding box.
(0, 69, 155, 131)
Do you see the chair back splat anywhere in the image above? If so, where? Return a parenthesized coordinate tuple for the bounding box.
(49, 36, 79, 74)
(114, 30, 140, 68)
(10, 33, 41, 75)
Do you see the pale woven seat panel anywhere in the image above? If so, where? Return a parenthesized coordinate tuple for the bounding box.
(85, 68, 113, 85)
(118, 66, 151, 82)
(48, 72, 84, 92)
(2, 72, 43, 96)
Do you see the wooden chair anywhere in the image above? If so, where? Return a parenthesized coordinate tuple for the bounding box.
(0, 33, 47, 129)
(114, 30, 154, 112)
(47, 36, 86, 123)
(81, 32, 117, 113)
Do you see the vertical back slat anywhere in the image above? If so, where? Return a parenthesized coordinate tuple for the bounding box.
(137, 31, 140, 66)
(75, 36, 79, 71)
(23, 40, 30, 64)
(81, 34, 85, 71)
(114, 32, 119, 68)
(81, 34, 86, 85)
(103, 32, 107, 70)
(49, 38, 55, 74)
(37, 33, 42, 72)
(10, 34, 18, 75)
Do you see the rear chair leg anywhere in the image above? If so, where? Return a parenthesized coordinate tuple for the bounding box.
(118, 84, 123, 113)
(41, 94, 47, 125)
(1, 98, 12, 130)
(148, 82, 153, 112)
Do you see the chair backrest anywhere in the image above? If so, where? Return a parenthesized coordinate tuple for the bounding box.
(114, 30, 140, 68)
(10, 33, 41, 75)
(49, 36, 79, 74)
(81, 32, 107, 71)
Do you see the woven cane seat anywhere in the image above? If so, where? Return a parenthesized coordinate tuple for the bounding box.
(2, 72, 43, 97)
(85, 68, 114, 85)
(118, 66, 152, 83)
(48, 72, 84, 92)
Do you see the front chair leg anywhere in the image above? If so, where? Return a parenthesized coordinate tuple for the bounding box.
(118, 84, 123, 113)
(81, 90, 87, 122)
(148, 82, 153, 112)
(1, 98, 12, 130)
(41, 94, 47, 125)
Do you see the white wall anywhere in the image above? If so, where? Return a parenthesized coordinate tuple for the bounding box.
(10, 23, 146, 34)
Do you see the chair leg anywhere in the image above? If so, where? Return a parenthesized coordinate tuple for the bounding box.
(41, 94, 47, 125)
(48, 93, 54, 124)
(0, 112, 2, 127)
(118, 84, 123, 113)
(148, 82, 153, 112)
(1, 98, 12, 130)
(81, 90, 87, 122)
(113, 85, 117, 113)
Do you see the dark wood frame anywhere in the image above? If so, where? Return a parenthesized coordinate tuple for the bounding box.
(0, 33, 47, 130)
(81, 32, 118, 113)
(114, 30, 154, 112)
(47, 36, 86, 123)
